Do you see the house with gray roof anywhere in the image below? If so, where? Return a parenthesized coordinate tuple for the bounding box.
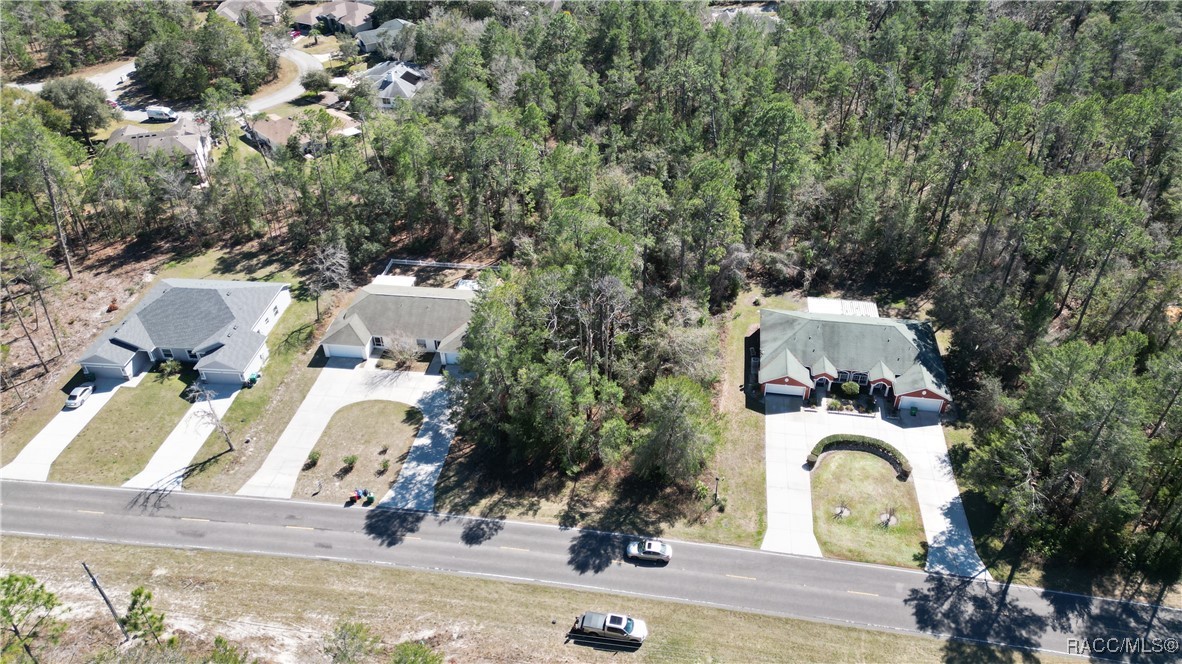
(79, 279, 291, 384)
(319, 282, 474, 365)
(106, 116, 212, 181)
(293, 1, 373, 35)
(754, 309, 952, 413)
(216, 0, 285, 25)
(355, 18, 412, 54)
(361, 61, 427, 108)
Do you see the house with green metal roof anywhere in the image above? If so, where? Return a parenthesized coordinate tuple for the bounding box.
(78, 279, 291, 384)
(754, 309, 952, 413)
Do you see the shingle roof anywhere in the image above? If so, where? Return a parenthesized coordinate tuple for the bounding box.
(759, 309, 951, 401)
(294, 0, 372, 29)
(322, 284, 474, 348)
(363, 61, 426, 100)
(356, 18, 411, 51)
(216, 0, 284, 24)
(107, 116, 209, 159)
(80, 279, 288, 376)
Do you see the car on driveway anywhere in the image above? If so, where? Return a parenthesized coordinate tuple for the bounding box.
(65, 383, 95, 409)
(626, 538, 672, 563)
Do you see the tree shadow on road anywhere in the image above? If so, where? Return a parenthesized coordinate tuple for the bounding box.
(460, 514, 504, 546)
(363, 506, 426, 547)
(566, 472, 685, 575)
(904, 567, 1046, 664)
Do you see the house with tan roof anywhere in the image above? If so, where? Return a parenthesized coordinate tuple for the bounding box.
(216, 0, 285, 25)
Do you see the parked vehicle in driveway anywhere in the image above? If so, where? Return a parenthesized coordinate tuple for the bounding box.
(626, 538, 672, 563)
(65, 383, 95, 409)
(571, 611, 648, 643)
(145, 105, 177, 121)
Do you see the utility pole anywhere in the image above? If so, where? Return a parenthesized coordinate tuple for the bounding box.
(81, 562, 129, 642)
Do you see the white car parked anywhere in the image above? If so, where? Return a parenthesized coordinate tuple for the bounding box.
(65, 383, 95, 409)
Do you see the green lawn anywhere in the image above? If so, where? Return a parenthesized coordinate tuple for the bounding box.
(812, 451, 927, 569)
(294, 401, 420, 503)
(48, 369, 196, 485)
(3, 536, 1072, 664)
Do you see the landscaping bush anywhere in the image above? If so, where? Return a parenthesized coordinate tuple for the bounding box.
(826, 401, 841, 411)
(304, 450, 321, 470)
(841, 381, 861, 397)
(342, 454, 358, 468)
(378, 458, 390, 474)
(159, 359, 183, 378)
(806, 434, 911, 480)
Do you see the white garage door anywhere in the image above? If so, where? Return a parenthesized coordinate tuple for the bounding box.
(322, 343, 366, 359)
(765, 383, 806, 397)
(898, 396, 944, 413)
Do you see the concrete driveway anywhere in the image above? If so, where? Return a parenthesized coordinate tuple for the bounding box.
(123, 384, 241, 491)
(761, 396, 992, 580)
(0, 374, 144, 481)
(237, 358, 452, 508)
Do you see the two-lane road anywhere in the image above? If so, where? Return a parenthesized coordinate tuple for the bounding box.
(2, 480, 1178, 661)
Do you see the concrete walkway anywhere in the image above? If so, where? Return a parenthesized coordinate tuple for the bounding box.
(122, 385, 241, 491)
(237, 358, 449, 502)
(761, 396, 992, 580)
(378, 386, 455, 511)
(0, 375, 145, 481)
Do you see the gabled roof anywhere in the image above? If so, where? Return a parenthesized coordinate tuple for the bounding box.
(757, 344, 811, 386)
(80, 279, 288, 376)
(813, 355, 837, 378)
(107, 116, 209, 159)
(363, 61, 426, 100)
(322, 284, 474, 348)
(294, 0, 372, 28)
(356, 18, 412, 51)
(216, 0, 284, 24)
(758, 309, 951, 401)
(868, 360, 894, 383)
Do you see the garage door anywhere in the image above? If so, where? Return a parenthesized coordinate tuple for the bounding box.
(898, 396, 944, 413)
(765, 383, 806, 397)
(322, 343, 366, 359)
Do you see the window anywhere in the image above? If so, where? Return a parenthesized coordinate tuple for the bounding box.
(162, 349, 174, 360)
(837, 371, 849, 382)
(264, 317, 270, 325)
(855, 373, 868, 385)
(273, 305, 279, 315)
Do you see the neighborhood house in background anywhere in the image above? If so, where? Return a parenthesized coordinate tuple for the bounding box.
(215, 0, 286, 26)
(319, 276, 474, 366)
(356, 18, 413, 55)
(293, 0, 374, 35)
(78, 279, 291, 385)
(755, 309, 952, 413)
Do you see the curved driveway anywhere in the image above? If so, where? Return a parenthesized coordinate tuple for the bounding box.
(3, 480, 1179, 661)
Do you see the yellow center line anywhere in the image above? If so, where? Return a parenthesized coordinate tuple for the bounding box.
(499, 546, 530, 552)
(725, 574, 757, 581)
(285, 525, 315, 531)
(180, 517, 210, 522)
(847, 590, 879, 597)
(404, 536, 421, 540)
(76, 510, 104, 515)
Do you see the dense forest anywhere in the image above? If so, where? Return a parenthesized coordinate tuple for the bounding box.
(2, 1, 1181, 583)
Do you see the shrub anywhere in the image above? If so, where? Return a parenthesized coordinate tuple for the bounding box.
(159, 359, 183, 378)
(806, 434, 911, 480)
(694, 480, 711, 501)
(304, 450, 321, 469)
(841, 381, 861, 397)
(379, 459, 390, 474)
(826, 401, 841, 411)
(342, 454, 358, 468)
(390, 641, 444, 664)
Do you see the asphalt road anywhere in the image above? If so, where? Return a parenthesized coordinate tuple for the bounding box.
(2, 480, 1179, 661)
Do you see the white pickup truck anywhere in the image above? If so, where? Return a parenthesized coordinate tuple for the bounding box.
(572, 611, 648, 643)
